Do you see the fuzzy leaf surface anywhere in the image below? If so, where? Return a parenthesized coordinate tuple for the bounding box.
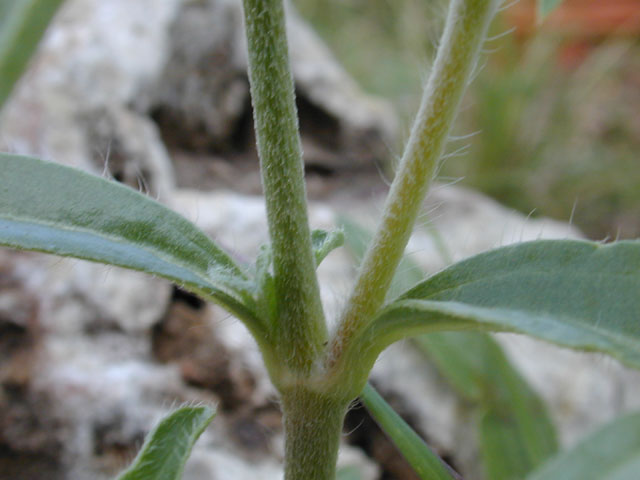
(527, 411, 640, 480)
(368, 240, 640, 368)
(115, 405, 216, 480)
(0, 154, 262, 329)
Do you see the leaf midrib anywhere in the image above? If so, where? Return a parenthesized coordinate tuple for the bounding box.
(393, 299, 639, 354)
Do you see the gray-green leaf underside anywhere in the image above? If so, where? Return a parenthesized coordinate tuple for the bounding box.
(365, 240, 640, 369)
(527, 411, 640, 480)
(0, 154, 263, 333)
(115, 405, 216, 480)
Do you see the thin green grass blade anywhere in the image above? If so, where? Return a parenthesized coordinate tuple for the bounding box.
(0, 0, 65, 109)
(526, 411, 640, 480)
(360, 383, 458, 480)
(115, 405, 216, 480)
(364, 240, 640, 369)
(0, 154, 265, 335)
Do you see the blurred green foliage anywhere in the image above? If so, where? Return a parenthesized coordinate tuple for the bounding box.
(295, 0, 640, 240)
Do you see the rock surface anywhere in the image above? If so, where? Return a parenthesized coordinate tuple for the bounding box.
(1, 0, 639, 479)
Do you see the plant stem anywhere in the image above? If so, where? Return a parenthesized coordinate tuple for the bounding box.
(331, 0, 499, 367)
(280, 388, 348, 480)
(242, 0, 327, 375)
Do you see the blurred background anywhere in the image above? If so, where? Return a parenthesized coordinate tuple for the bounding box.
(295, 0, 640, 240)
(1, 1, 640, 478)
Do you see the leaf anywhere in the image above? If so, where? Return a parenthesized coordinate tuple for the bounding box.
(311, 228, 344, 266)
(0, 0, 65, 109)
(416, 332, 558, 479)
(0, 154, 266, 336)
(526, 411, 640, 480)
(480, 409, 534, 480)
(360, 383, 458, 480)
(363, 240, 640, 369)
(537, 0, 564, 21)
(413, 332, 484, 401)
(115, 405, 216, 480)
(343, 218, 558, 478)
(479, 405, 556, 480)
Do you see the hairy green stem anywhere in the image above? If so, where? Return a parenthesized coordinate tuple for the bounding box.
(242, 0, 327, 375)
(281, 388, 348, 480)
(331, 0, 499, 369)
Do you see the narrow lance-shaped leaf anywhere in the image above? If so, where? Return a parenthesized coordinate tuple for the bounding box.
(116, 405, 216, 480)
(416, 332, 558, 479)
(360, 383, 458, 480)
(526, 411, 640, 480)
(480, 409, 534, 480)
(0, 0, 65, 109)
(0, 154, 266, 337)
(353, 240, 640, 371)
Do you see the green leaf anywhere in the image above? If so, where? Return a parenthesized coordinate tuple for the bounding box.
(363, 240, 640, 369)
(537, 0, 564, 21)
(312, 228, 344, 266)
(413, 332, 485, 401)
(0, 154, 266, 336)
(115, 405, 216, 480)
(0, 0, 65, 109)
(527, 411, 640, 480)
(360, 383, 458, 480)
(480, 410, 532, 480)
(415, 332, 558, 479)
